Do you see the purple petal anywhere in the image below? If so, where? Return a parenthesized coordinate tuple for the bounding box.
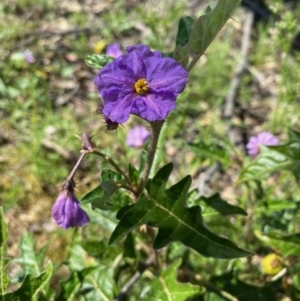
(102, 91, 136, 123)
(106, 43, 122, 58)
(246, 132, 279, 157)
(146, 58, 188, 94)
(130, 91, 176, 121)
(52, 192, 90, 229)
(126, 126, 151, 148)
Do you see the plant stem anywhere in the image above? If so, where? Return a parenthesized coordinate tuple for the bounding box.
(138, 121, 164, 194)
(67, 151, 86, 180)
(90, 149, 131, 185)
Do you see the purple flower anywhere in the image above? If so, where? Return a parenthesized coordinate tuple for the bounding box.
(22, 50, 35, 64)
(246, 132, 279, 157)
(52, 179, 90, 229)
(94, 44, 188, 123)
(126, 126, 151, 148)
(106, 43, 122, 58)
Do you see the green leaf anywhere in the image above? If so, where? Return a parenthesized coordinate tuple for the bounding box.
(81, 169, 123, 210)
(128, 163, 139, 186)
(239, 129, 300, 183)
(143, 259, 203, 301)
(13, 233, 41, 277)
(2, 262, 53, 301)
(254, 230, 300, 257)
(0, 207, 9, 295)
(195, 193, 247, 216)
(85, 54, 114, 69)
(175, 16, 195, 49)
(174, 0, 241, 66)
(109, 164, 251, 259)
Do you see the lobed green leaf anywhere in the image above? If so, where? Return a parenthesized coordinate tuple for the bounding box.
(1, 262, 53, 301)
(110, 164, 251, 259)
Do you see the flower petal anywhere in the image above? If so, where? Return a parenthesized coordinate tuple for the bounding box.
(102, 91, 136, 123)
(145, 57, 188, 94)
(52, 192, 90, 229)
(130, 92, 176, 121)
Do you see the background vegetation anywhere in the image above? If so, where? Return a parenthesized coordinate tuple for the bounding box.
(1, 0, 300, 300)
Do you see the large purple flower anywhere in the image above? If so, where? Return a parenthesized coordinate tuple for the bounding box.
(94, 44, 188, 123)
(246, 132, 279, 157)
(52, 180, 90, 229)
(126, 125, 151, 148)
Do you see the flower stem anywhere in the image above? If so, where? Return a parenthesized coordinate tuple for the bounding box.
(138, 121, 164, 194)
(90, 149, 131, 185)
(67, 152, 86, 180)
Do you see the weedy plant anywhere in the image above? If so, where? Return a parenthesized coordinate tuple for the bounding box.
(2, 0, 300, 300)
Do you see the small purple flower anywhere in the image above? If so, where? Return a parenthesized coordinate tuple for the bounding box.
(52, 179, 90, 229)
(126, 126, 151, 148)
(106, 43, 122, 58)
(94, 44, 188, 123)
(246, 132, 279, 157)
(22, 50, 35, 64)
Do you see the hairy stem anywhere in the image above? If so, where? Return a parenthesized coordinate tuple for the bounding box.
(138, 121, 164, 194)
(67, 152, 86, 180)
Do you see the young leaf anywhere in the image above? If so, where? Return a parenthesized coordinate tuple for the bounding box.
(174, 0, 241, 66)
(110, 164, 251, 259)
(0, 207, 9, 295)
(2, 262, 53, 301)
(85, 54, 114, 69)
(81, 169, 123, 210)
(195, 193, 247, 216)
(143, 259, 203, 301)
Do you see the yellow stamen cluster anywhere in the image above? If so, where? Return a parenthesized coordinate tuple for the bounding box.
(134, 78, 148, 95)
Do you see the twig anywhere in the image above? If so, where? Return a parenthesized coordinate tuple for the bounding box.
(224, 10, 254, 145)
(113, 256, 155, 301)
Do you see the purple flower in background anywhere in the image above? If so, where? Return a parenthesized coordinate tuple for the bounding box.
(94, 44, 188, 123)
(22, 50, 35, 63)
(52, 179, 90, 229)
(246, 132, 279, 157)
(126, 126, 151, 148)
(106, 43, 122, 58)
